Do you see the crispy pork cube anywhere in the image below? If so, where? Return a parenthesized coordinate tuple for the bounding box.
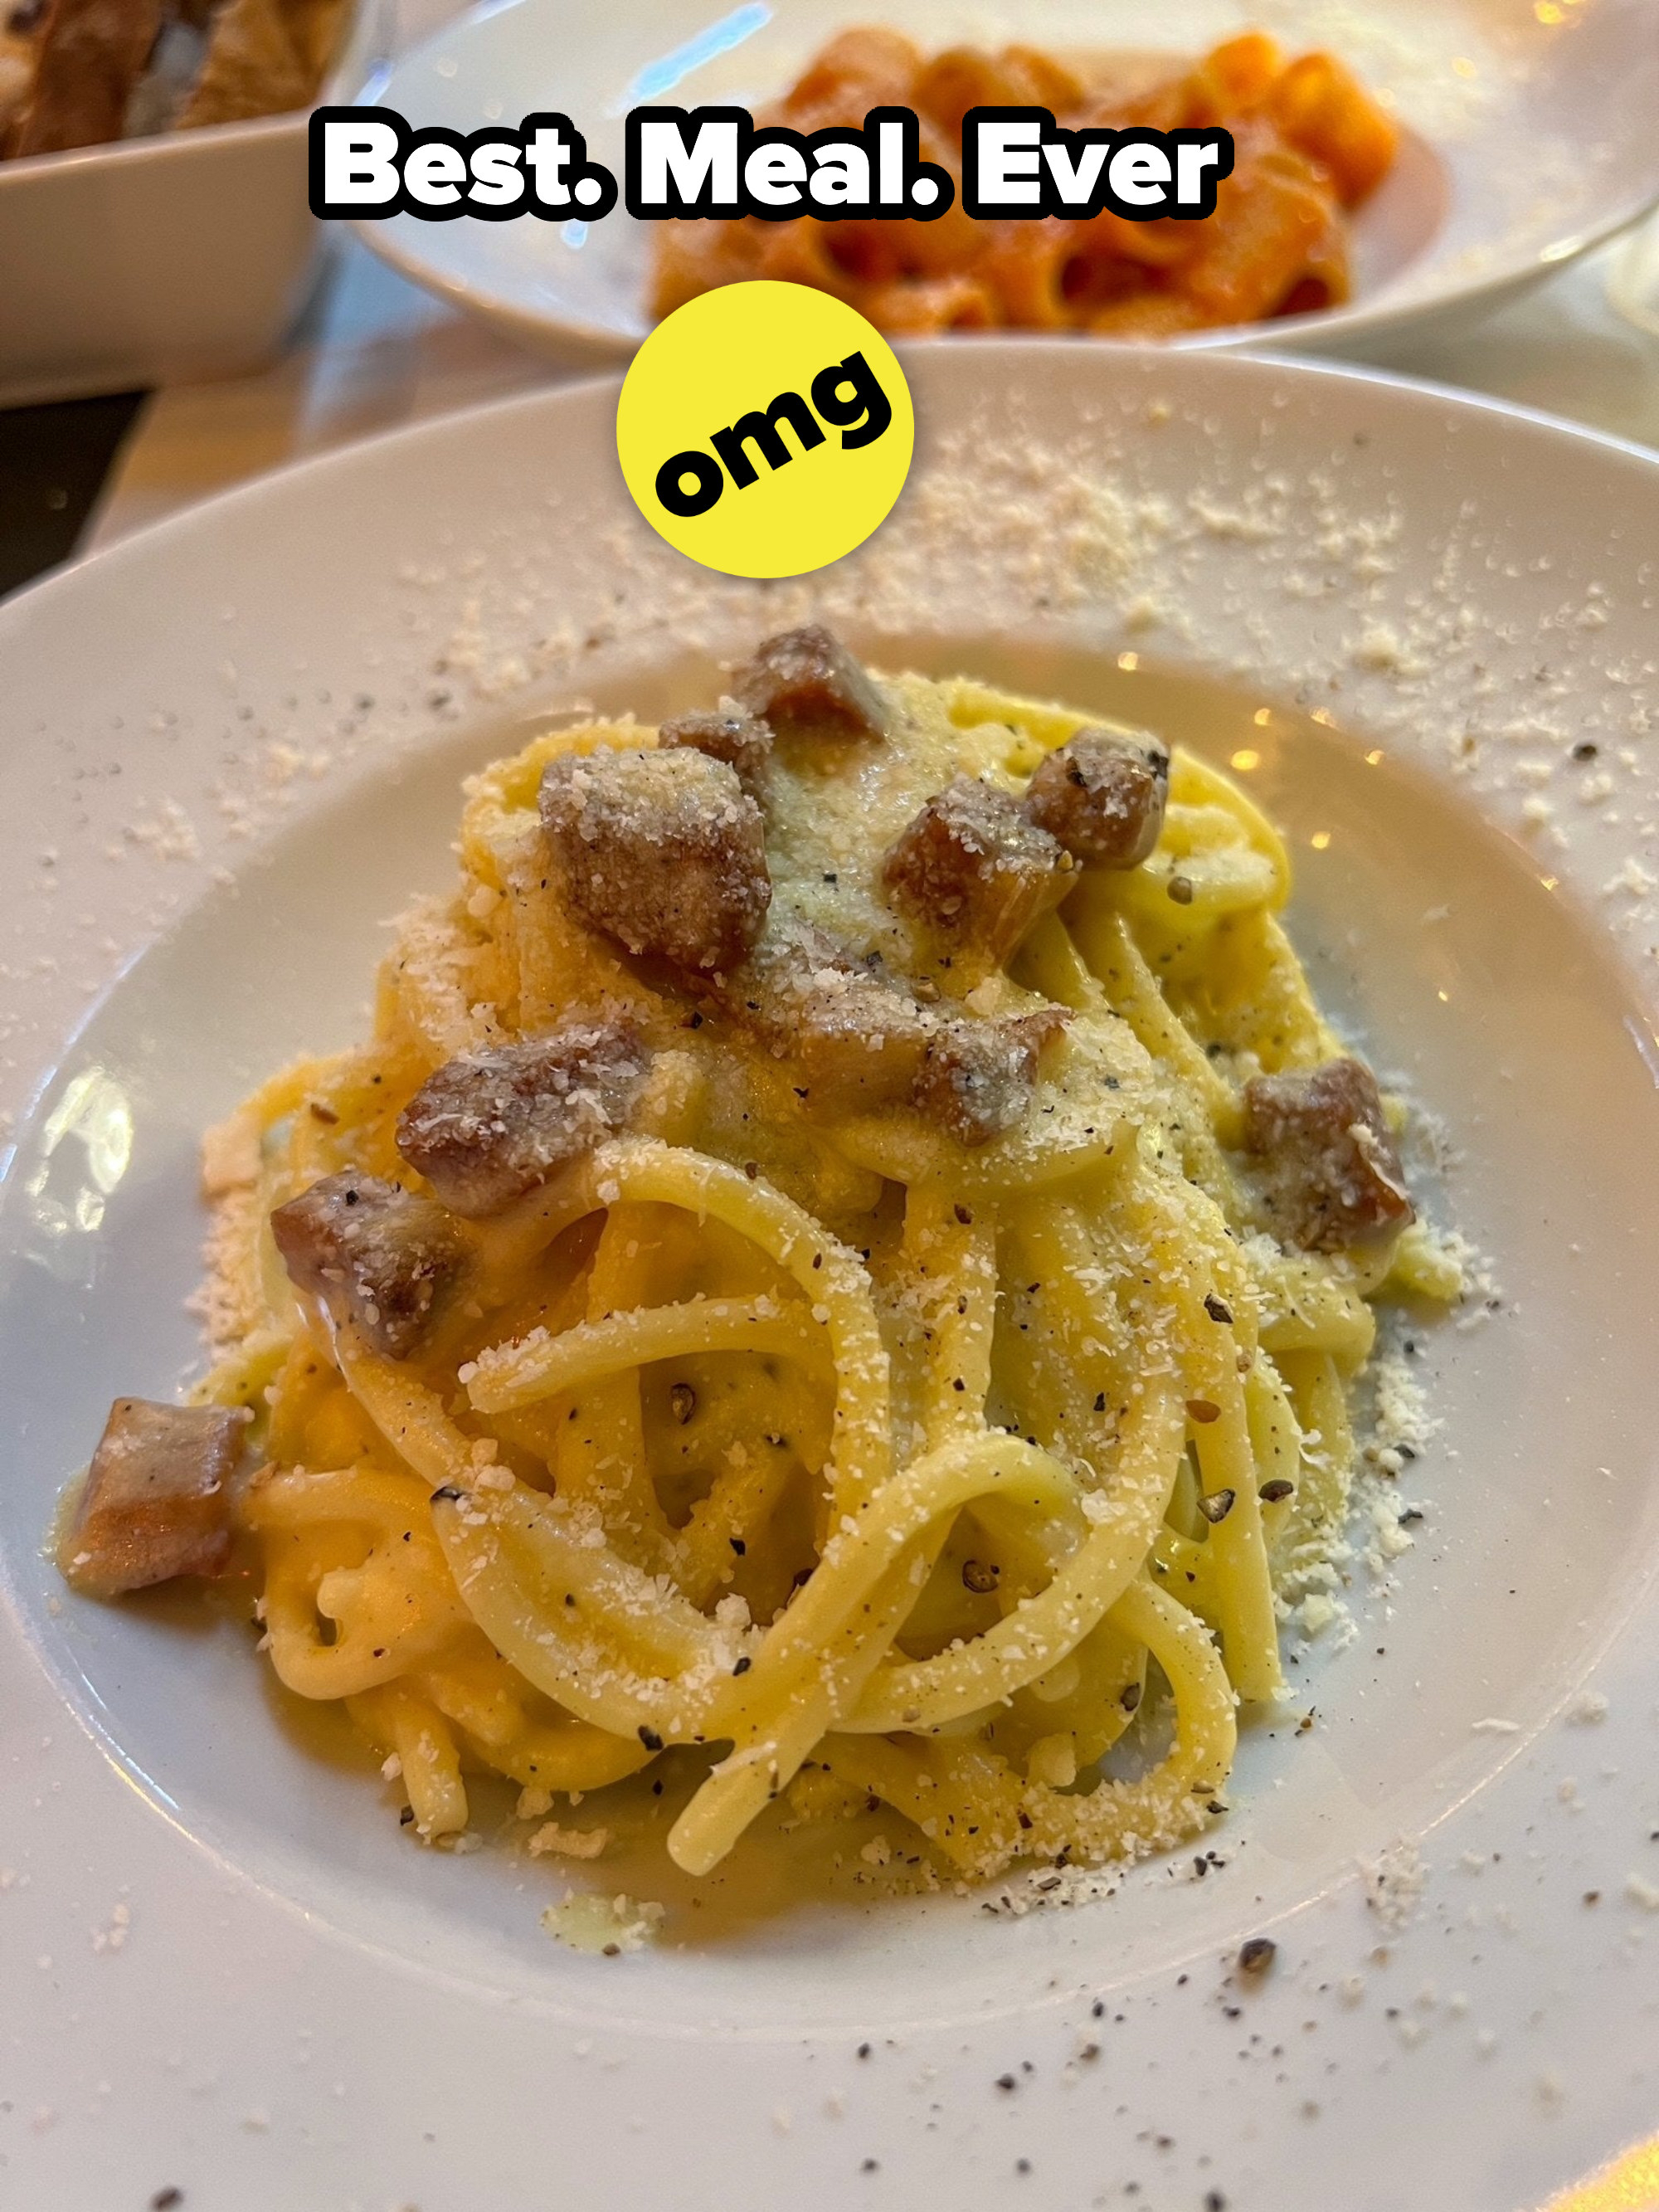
(539, 747, 771, 975)
(795, 967, 933, 1115)
(882, 776, 1073, 962)
(912, 1009, 1068, 1147)
(714, 924, 933, 1114)
(656, 703, 773, 792)
(1242, 1056, 1413, 1251)
(397, 1016, 648, 1218)
(1024, 726, 1170, 869)
(270, 1173, 463, 1357)
(59, 1397, 246, 1599)
(730, 625, 890, 745)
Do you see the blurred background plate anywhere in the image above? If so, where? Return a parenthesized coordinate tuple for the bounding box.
(348, 0, 1659, 365)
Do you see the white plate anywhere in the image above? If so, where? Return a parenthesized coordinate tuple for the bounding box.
(348, 0, 1659, 367)
(3, 345, 1659, 2210)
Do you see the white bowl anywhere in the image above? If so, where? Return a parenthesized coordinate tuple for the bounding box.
(3, 344, 1659, 2209)
(0, 2, 380, 408)
(349, 0, 1659, 366)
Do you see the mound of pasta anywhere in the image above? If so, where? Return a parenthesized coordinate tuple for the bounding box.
(651, 29, 1399, 339)
(59, 633, 1457, 1885)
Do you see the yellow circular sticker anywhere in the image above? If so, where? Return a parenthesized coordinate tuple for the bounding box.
(615, 280, 914, 580)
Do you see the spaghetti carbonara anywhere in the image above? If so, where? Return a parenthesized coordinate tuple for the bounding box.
(59, 632, 1457, 1885)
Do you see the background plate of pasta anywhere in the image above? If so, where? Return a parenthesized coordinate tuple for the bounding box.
(4, 343, 1659, 2208)
(350, 0, 1659, 363)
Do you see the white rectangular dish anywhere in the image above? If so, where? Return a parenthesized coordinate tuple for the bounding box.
(0, 1, 378, 408)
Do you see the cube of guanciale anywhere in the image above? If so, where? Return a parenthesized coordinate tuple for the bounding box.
(1242, 1056, 1413, 1251)
(716, 923, 932, 1115)
(656, 704, 774, 792)
(883, 776, 1074, 963)
(540, 746, 771, 976)
(795, 968, 933, 1116)
(730, 626, 890, 745)
(270, 1172, 464, 1358)
(1024, 727, 1170, 870)
(397, 1016, 648, 1217)
(913, 1008, 1069, 1147)
(59, 1398, 248, 1600)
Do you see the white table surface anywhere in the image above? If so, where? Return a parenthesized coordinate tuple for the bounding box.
(85, 218, 1659, 557)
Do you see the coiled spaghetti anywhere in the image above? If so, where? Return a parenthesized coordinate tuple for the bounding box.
(198, 669, 1455, 1880)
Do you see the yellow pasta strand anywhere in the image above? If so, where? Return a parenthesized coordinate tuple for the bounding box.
(196, 668, 1456, 1884)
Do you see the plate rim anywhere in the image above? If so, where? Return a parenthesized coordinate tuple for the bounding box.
(341, 0, 1659, 363)
(10, 341, 1659, 649)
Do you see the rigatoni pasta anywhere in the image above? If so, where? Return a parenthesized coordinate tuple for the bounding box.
(651, 29, 1399, 339)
